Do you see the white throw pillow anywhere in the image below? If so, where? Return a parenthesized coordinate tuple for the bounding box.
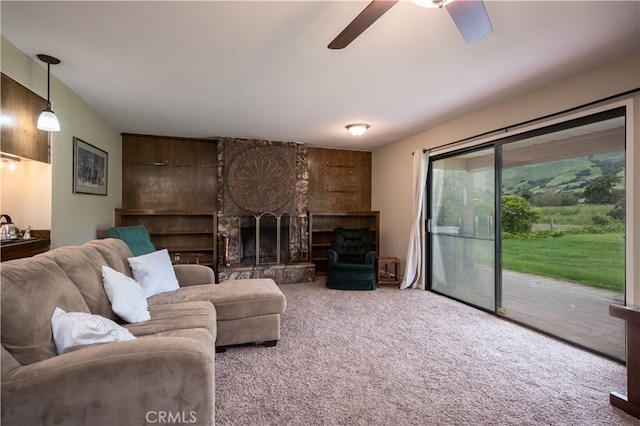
(102, 265, 151, 323)
(127, 249, 180, 297)
(51, 307, 136, 355)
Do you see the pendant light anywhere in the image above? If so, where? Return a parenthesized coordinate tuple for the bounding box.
(36, 54, 61, 132)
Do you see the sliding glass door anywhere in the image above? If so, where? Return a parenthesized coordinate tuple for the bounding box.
(430, 147, 495, 311)
(499, 112, 626, 360)
(428, 107, 627, 361)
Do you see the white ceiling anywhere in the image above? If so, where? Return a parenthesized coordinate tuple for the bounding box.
(1, 1, 639, 150)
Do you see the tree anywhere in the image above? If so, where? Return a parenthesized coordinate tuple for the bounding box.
(582, 176, 623, 205)
(502, 195, 540, 234)
(607, 197, 626, 221)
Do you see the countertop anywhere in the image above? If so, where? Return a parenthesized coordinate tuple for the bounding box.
(0, 231, 51, 261)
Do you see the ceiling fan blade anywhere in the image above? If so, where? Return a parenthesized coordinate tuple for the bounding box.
(328, 0, 399, 49)
(445, 0, 492, 44)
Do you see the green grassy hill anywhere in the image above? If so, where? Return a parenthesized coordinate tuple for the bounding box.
(502, 151, 624, 196)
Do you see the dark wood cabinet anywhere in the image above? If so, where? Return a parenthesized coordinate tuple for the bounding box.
(115, 209, 217, 268)
(309, 211, 379, 274)
(121, 134, 217, 211)
(1, 73, 50, 163)
(0, 230, 51, 262)
(0, 238, 50, 261)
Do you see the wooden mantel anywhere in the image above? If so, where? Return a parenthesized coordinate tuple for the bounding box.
(609, 304, 640, 419)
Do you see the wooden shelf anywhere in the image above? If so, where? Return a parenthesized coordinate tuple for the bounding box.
(115, 209, 217, 269)
(115, 209, 215, 216)
(309, 211, 379, 275)
(162, 246, 212, 252)
(148, 230, 215, 236)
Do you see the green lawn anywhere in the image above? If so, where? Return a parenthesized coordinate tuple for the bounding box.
(501, 233, 625, 291)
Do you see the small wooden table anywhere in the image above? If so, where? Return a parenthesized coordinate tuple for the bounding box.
(609, 304, 640, 419)
(378, 257, 401, 286)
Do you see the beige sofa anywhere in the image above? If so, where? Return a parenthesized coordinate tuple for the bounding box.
(1, 238, 286, 425)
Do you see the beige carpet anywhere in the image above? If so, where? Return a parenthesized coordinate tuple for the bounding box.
(215, 279, 638, 425)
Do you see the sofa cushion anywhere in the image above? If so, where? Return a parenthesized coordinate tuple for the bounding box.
(148, 279, 286, 321)
(125, 301, 216, 341)
(46, 243, 120, 321)
(51, 307, 137, 355)
(139, 326, 216, 349)
(102, 266, 150, 323)
(128, 249, 180, 297)
(2, 332, 215, 426)
(85, 238, 135, 276)
(1, 257, 90, 365)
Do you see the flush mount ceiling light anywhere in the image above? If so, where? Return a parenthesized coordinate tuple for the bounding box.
(36, 54, 61, 132)
(346, 124, 369, 137)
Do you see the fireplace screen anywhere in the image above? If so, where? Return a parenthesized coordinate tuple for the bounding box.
(240, 213, 290, 265)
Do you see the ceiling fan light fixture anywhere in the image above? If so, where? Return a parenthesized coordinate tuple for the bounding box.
(36, 53, 61, 132)
(411, 0, 454, 8)
(346, 124, 369, 137)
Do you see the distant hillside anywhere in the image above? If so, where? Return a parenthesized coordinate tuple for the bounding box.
(502, 151, 625, 196)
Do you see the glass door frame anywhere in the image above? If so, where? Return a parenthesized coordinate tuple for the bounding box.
(427, 142, 498, 313)
(425, 98, 635, 361)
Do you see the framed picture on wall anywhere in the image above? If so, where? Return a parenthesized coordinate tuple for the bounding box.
(73, 137, 108, 195)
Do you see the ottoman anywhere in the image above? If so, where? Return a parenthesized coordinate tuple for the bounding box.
(148, 278, 287, 351)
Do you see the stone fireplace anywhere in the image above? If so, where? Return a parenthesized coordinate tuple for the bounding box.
(216, 138, 314, 283)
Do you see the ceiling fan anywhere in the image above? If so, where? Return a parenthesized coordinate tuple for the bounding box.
(328, 0, 492, 49)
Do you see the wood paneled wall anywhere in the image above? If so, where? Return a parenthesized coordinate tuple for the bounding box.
(121, 134, 217, 210)
(121, 137, 371, 214)
(307, 147, 371, 212)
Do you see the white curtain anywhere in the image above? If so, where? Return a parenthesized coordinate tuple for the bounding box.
(400, 149, 429, 290)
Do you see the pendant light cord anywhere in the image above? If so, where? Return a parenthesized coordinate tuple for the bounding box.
(47, 63, 51, 105)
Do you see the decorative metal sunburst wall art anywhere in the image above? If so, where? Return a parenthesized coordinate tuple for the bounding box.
(224, 143, 296, 215)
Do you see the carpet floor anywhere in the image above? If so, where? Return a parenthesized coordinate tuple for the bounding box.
(215, 279, 639, 425)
